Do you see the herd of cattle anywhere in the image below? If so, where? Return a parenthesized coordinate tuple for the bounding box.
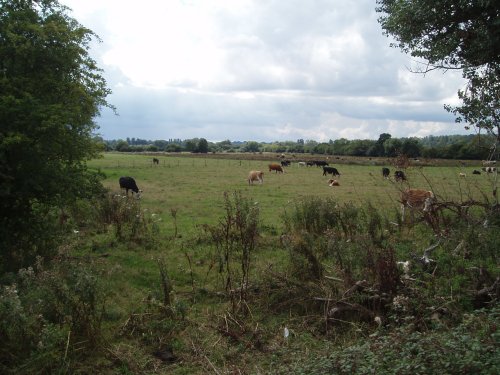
(119, 157, 497, 221)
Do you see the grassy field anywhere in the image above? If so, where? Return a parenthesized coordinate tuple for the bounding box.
(89, 152, 492, 237)
(78, 152, 497, 374)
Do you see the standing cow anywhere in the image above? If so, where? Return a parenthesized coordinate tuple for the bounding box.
(119, 176, 142, 198)
(153, 158, 159, 165)
(382, 167, 390, 179)
(395, 170, 407, 182)
(400, 189, 435, 221)
(314, 160, 329, 167)
(269, 163, 284, 173)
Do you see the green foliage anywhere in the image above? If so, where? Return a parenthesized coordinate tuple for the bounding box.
(280, 308, 500, 375)
(79, 192, 161, 248)
(204, 191, 260, 310)
(196, 138, 209, 153)
(377, 0, 500, 141)
(446, 65, 500, 147)
(277, 193, 498, 335)
(0, 0, 112, 272)
(242, 141, 261, 152)
(376, 0, 499, 68)
(0, 258, 105, 374)
(282, 197, 396, 292)
(105, 133, 494, 160)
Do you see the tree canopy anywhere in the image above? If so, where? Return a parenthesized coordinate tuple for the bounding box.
(376, 0, 500, 69)
(0, 0, 112, 271)
(376, 0, 500, 154)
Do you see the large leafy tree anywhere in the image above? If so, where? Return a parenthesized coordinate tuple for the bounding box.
(376, 1, 500, 153)
(0, 0, 112, 271)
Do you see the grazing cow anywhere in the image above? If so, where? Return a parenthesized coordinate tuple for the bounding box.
(400, 189, 435, 221)
(306, 161, 315, 167)
(395, 170, 407, 182)
(459, 172, 466, 178)
(298, 161, 306, 167)
(269, 163, 284, 173)
(323, 166, 340, 177)
(328, 179, 340, 186)
(281, 160, 291, 167)
(247, 170, 264, 185)
(382, 167, 390, 179)
(153, 158, 159, 165)
(119, 176, 142, 198)
(314, 160, 329, 167)
(473, 170, 481, 175)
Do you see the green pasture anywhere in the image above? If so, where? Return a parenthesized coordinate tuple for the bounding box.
(69, 153, 498, 373)
(89, 152, 493, 237)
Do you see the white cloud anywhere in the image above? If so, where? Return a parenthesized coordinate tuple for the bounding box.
(62, 0, 470, 141)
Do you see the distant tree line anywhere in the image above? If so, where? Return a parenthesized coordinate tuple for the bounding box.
(102, 133, 493, 160)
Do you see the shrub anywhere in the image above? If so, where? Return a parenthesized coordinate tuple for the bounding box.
(70, 193, 161, 248)
(0, 258, 105, 374)
(204, 191, 260, 311)
(279, 307, 500, 375)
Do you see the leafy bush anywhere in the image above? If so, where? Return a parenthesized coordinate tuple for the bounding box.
(71, 193, 161, 248)
(279, 308, 500, 375)
(0, 258, 105, 374)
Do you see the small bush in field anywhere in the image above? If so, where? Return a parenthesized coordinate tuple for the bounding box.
(0, 258, 105, 374)
(282, 197, 396, 283)
(204, 191, 259, 310)
(71, 193, 161, 247)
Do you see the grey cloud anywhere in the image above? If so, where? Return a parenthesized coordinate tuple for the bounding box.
(73, 0, 471, 141)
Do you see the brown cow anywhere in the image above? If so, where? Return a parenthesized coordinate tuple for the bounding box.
(248, 170, 264, 185)
(400, 189, 435, 221)
(269, 163, 284, 173)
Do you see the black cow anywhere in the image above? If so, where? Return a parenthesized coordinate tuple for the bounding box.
(281, 160, 291, 167)
(382, 167, 390, 179)
(323, 166, 340, 177)
(153, 158, 159, 165)
(306, 161, 315, 167)
(394, 170, 407, 182)
(119, 176, 141, 197)
(314, 160, 329, 167)
(472, 169, 481, 175)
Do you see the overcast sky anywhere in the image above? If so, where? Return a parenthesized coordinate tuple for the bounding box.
(62, 0, 470, 142)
